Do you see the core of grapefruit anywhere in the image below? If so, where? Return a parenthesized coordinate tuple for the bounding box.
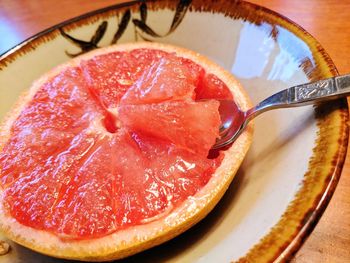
(0, 42, 253, 261)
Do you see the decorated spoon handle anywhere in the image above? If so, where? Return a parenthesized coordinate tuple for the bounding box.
(245, 73, 350, 120)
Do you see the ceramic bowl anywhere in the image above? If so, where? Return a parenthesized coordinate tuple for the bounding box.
(0, 0, 348, 262)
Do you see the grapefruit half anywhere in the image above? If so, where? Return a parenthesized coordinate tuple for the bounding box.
(0, 42, 253, 261)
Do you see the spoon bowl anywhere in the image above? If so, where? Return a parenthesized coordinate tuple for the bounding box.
(213, 73, 350, 149)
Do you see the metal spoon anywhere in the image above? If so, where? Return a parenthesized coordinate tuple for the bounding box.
(213, 73, 350, 149)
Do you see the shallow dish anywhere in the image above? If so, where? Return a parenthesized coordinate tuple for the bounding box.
(0, 0, 348, 262)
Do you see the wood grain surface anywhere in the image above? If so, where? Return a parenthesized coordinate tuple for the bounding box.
(0, 0, 349, 262)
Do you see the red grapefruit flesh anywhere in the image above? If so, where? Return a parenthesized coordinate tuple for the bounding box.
(0, 43, 252, 261)
(131, 132, 223, 205)
(195, 73, 234, 100)
(120, 55, 202, 105)
(118, 100, 220, 156)
(0, 47, 222, 240)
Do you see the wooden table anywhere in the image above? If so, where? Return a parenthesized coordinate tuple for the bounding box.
(0, 0, 349, 262)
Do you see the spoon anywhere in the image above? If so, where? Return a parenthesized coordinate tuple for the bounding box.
(213, 73, 350, 149)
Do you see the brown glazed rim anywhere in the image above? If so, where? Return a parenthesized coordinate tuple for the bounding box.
(0, 1, 348, 262)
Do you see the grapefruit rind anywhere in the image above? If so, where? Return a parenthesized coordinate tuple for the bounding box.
(0, 42, 253, 261)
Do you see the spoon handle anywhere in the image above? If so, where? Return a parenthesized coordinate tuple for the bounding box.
(246, 73, 350, 120)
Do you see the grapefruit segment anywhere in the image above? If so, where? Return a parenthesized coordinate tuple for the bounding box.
(132, 132, 223, 205)
(53, 135, 119, 239)
(81, 51, 137, 108)
(195, 73, 234, 100)
(120, 55, 202, 105)
(12, 67, 99, 132)
(118, 100, 220, 156)
(81, 49, 169, 107)
(0, 67, 100, 187)
(3, 131, 101, 231)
